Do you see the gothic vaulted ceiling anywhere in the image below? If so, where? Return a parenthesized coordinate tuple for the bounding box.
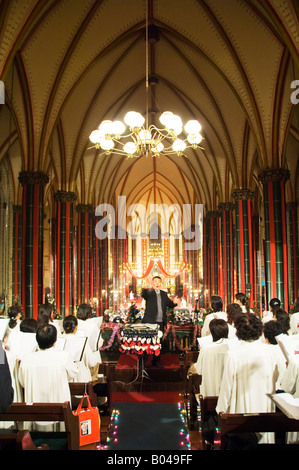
(0, 0, 298, 215)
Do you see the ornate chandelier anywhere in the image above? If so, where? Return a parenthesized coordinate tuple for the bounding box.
(89, 2, 203, 158)
(89, 111, 203, 158)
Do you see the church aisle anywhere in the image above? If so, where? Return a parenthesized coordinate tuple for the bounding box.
(104, 400, 190, 450)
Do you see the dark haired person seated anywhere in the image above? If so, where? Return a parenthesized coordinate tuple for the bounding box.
(201, 295, 227, 337)
(19, 324, 79, 405)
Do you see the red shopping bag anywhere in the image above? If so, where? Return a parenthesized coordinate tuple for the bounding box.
(73, 392, 101, 446)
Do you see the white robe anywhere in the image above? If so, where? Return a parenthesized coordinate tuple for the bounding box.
(63, 331, 101, 382)
(18, 347, 79, 403)
(216, 339, 278, 414)
(18, 347, 79, 431)
(201, 311, 227, 337)
(216, 339, 278, 444)
(195, 338, 230, 397)
(289, 312, 299, 335)
(280, 354, 299, 443)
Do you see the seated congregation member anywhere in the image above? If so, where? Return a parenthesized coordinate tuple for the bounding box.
(262, 297, 281, 323)
(62, 315, 100, 382)
(263, 320, 287, 391)
(234, 292, 251, 313)
(4, 317, 38, 362)
(37, 303, 62, 337)
(2, 319, 38, 403)
(20, 317, 37, 333)
(76, 303, 99, 338)
(7, 305, 22, 332)
(0, 341, 14, 413)
(226, 303, 243, 338)
(289, 299, 299, 334)
(201, 295, 227, 337)
(280, 352, 299, 444)
(216, 313, 278, 445)
(273, 308, 291, 335)
(195, 319, 231, 397)
(19, 324, 78, 404)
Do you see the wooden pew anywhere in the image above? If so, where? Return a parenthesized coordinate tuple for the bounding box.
(217, 411, 299, 450)
(0, 429, 49, 450)
(198, 395, 218, 449)
(0, 402, 79, 450)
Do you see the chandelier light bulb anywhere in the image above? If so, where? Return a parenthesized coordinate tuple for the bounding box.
(124, 111, 145, 128)
(111, 120, 126, 135)
(98, 120, 114, 135)
(184, 119, 202, 134)
(165, 114, 183, 135)
(124, 141, 137, 155)
(159, 111, 173, 126)
(172, 139, 186, 152)
(99, 136, 114, 150)
(187, 133, 203, 145)
(89, 129, 102, 144)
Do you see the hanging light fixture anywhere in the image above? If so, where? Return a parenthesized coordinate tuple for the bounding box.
(89, 2, 203, 158)
(89, 112, 203, 158)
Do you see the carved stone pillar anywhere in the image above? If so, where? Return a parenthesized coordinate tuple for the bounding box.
(258, 168, 290, 310)
(19, 171, 49, 318)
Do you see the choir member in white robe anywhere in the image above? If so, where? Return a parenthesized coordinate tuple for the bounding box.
(201, 296, 227, 337)
(263, 320, 287, 391)
(280, 354, 299, 444)
(289, 311, 299, 335)
(7, 305, 22, 332)
(37, 303, 62, 337)
(76, 303, 101, 343)
(195, 319, 233, 397)
(18, 324, 79, 431)
(262, 297, 281, 324)
(226, 303, 243, 339)
(19, 324, 78, 403)
(216, 313, 278, 445)
(62, 315, 100, 382)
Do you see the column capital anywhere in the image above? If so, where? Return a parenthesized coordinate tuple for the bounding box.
(286, 202, 298, 211)
(75, 203, 94, 213)
(18, 171, 49, 186)
(205, 210, 221, 218)
(258, 167, 290, 184)
(54, 190, 77, 203)
(218, 202, 235, 211)
(13, 205, 22, 213)
(231, 188, 255, 200)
